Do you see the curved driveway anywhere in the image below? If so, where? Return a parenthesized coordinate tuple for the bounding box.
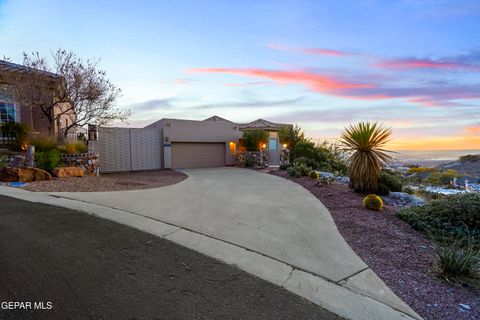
(57, 167, 365, 281)
(45, 167, 419, 319)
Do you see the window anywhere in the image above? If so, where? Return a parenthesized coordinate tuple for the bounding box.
(229, 141, 237, 155)
(269, 138, 278, 151)
(0, 101, 16, 124)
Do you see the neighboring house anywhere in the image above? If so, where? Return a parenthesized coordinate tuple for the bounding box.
(0, 59, 74, 139)
(97, 115, 291, 172)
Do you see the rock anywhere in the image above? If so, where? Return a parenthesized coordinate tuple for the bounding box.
(0, 166, 51, 182)
(316, 171, 335, 178)
(459, 304, 471, 310)
(384, 192, 426, 207)
(335, 176, 350, 184)
(52, 166, 85, 178)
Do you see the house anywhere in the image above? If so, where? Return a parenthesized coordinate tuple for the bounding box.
(96, 116, 291, 172)
(0, 59, 74, 139)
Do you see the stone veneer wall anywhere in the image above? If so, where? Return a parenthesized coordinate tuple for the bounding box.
(60, 153, 99, 176)
(236, 151, 268, 168)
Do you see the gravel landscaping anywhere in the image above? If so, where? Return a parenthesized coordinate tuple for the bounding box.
(16, 170, 187, 192)
(272, 170, 479, 320)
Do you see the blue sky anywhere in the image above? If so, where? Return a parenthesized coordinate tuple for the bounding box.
(1, 0, 479, 149)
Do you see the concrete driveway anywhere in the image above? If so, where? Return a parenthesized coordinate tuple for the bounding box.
(55, 167, 365, 282)
(1, 167, 420, 319)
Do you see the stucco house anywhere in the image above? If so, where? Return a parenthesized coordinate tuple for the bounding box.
(0, 59, 74, 139)
(96, 115, 291, 172)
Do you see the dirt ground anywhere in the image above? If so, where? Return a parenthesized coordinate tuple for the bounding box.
(19, 170, 188, 192)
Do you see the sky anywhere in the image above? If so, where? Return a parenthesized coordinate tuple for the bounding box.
(1, 0, 479, 150)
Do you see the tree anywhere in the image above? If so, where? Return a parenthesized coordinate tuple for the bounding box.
(242, 129, 268, 151)
(6, 49, 130, 139)
(340, 122, 394, 193)
(278, 124, 307, 160)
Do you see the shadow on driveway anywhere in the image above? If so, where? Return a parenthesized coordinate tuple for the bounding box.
(0, 195, 341, 320)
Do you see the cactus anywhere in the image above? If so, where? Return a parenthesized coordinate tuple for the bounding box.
(363, 194, 383, 211)
(309, 170, 319, 179)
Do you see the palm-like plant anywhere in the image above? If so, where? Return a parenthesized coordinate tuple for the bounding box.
(340, 122, 394, 193)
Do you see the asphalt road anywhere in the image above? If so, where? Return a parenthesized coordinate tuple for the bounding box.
(0, 195, 341, 320)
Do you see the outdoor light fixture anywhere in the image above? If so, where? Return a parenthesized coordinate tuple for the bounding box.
(283, 143, 287, 148)
(262, 143, 266, 149)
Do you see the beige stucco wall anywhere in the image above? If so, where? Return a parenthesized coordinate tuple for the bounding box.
(146, 118, 242, 168)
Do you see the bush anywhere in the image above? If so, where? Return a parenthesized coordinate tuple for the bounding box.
(397, 193, 480, 244)
(309, 171, 319, 179)
(293, 157, 319, 170)
(434, 236, 479, 285)
(363, 194, 383, 211)
(29, 137, 58, 152)
(407, 167, 436, 174)
(293, 141, 317, 160)
(379, 171, 403, 192)
(0, 122, 28, 150)
(58, 141, 88, 154)
(425, 170, 461, 186)
(279, 164, 290, 170)
(375, 183, 390, 196)
(35, 149, 61, 172)
(287, 166, 301, 178)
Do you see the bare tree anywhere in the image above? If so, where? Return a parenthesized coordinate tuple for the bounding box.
(5, 49, 130, 139)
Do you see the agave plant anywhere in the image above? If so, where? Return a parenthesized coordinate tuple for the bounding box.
(340, 122, 394, 193)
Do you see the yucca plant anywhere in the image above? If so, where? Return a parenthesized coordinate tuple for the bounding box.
(340, 122, 394, 193)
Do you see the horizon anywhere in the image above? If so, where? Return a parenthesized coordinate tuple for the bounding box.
(1, 0, 479, 150)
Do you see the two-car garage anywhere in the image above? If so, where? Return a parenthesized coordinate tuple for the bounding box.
(171, 142, 226, 169)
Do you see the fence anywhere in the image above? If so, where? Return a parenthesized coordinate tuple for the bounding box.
(95, 127, 162, 172)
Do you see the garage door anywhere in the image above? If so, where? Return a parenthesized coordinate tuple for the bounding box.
(171, 142, 226, 169)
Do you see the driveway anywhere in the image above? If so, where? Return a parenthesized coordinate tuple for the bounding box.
(54, 167, 366, 282)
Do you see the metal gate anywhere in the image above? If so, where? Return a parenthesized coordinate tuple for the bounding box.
(97, 127, 162, 172)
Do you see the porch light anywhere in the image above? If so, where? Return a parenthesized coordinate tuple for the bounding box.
(261, 143, 266, 149)
(283, 143, 287, 148)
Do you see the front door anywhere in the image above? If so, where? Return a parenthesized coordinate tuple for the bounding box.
(268, 138, 280, 166)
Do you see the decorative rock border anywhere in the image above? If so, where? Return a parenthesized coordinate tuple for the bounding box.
(60, 153, 99, 176)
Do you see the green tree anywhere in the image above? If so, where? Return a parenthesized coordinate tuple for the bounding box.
(279, 125, 306, 160)
(242, 129, 268, 151)
(340, 122, 394, 193)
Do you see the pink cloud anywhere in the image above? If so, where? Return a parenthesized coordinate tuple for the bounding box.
(188, 68, 373, 93)
(374, 58, 480, 71)
(465, 126, 480, 134)
(266, 43, 351, 57)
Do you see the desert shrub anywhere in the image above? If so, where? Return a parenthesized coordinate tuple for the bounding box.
(397, 193, 480, 244)
(242, 129, 268, 151)
(35, 149, 61, 172)
(293, 141, 317, 160)
(434, 236, 479, 285)
(0, 155, 6, 169)
(363, 194, 383, 211)
(293, 157, 319, 170)
(375, 183, 390, 196)
(318, 175, 335, 185)
(379, 171, 403, 192)
(404, 186, 415, 195)
(287, 166, 301, 178)
(279, 125, 307, 161)
(425, 170, 461, 186)
(309, 171, 319, 179)
(29, 137, 58, 152)
(58, 141, 88, 154)
(279, 164, 290, 170)
(407, 167, 436, 174)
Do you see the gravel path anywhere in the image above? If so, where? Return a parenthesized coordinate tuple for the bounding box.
(0, 195, 341, 320)
(272, 171, 479, 320)
(18, 170, 187, 192)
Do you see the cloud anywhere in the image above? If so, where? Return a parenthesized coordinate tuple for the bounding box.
(266, 43, 352, 57)
(224, 81, 271, 87)
(188, 68, 373, 93)
(132, 98, 178, 112)
(373, 51, 480, 72)
(465, 125, 480, 134)
(191, 97, 305, 110)
(188, 67, 480, 106)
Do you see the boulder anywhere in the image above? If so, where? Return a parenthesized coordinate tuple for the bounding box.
(0, 166, 52, 182)
(52, 166, 85, 178)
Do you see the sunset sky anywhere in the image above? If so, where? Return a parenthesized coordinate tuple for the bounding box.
(1, 0, 479, 150)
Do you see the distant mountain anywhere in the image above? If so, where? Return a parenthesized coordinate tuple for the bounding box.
(437, 154, 480, 178)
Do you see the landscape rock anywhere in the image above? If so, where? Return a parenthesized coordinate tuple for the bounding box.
(0, 166, 51, 182)
(52, 166, 85, 178)
(383, 192, 425, 207)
